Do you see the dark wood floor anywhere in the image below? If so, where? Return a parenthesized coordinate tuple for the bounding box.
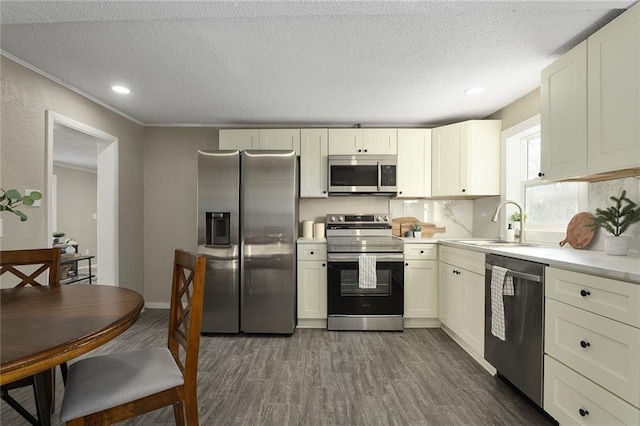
(1, 309, 553, 425)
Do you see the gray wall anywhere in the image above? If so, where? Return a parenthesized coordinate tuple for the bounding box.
(1, 56, 145, 294)
(54, 165, 98, 260)
(142, 127, 218, 306)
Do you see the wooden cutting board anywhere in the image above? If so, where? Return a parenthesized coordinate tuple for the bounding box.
(391, 217, 446, 238)
(559, 212, 596, 249)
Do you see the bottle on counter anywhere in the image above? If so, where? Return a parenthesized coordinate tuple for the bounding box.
(505, 224, 515, 242)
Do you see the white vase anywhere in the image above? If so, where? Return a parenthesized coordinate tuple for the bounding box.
(604, 235, 631, 256)
(414, 232, 422, 239)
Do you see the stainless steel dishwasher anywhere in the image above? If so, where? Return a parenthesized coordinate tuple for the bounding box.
(484, 253, 546, 408)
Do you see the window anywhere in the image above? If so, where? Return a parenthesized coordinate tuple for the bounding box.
(502, 115, 586, 244)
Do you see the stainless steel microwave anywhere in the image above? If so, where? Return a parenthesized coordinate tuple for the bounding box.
(328, 155, 397, 195)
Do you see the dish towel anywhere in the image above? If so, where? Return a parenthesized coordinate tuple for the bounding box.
(358, 254, 377, 289)
(490, 265, 514, 341)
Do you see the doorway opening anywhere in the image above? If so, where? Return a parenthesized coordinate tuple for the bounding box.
(45, 111, 119, 285)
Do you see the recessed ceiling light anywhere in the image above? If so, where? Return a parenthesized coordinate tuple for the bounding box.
(464, 87, 485, 95)
(111, 85, 130, 94)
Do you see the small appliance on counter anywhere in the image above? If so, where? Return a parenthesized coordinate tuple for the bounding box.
(326, 214, 404, 331)
(197, 150, 297, 335)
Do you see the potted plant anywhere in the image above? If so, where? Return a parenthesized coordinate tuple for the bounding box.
(587, 190, 640, 256)
(53, 231, 66, 244)
(412, 222, 423, 239)
(509, 211, 528, 239)
(0, 188, 42, 221)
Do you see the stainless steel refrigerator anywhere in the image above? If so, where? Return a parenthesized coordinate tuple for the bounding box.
(197, 150, 297, 334)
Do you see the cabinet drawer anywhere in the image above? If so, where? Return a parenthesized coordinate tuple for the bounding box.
(439, 246, 485, 275)
(297, 244, 327, 261)
(545, 298, 640, 407)
(404, 244, 437, 260)
(544, 355, 640, 425)
(546, 267, 640, 328)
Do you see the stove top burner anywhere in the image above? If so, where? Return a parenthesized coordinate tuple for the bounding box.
(325, 213, 402, 253)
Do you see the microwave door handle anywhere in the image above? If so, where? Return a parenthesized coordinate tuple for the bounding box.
(377, 162, 382, 190)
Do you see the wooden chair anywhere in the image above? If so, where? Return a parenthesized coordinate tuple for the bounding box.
(0, 248, 62, 425)
(60, 249, 206, 425)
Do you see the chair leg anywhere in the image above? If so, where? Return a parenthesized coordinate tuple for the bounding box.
(173, 400, 185, 426)
(33, 371, 51, 426)
(184, 398, 199, 426)
(1, 387, 39, 425)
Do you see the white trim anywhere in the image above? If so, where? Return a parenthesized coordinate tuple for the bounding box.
(46, 111, 119, 286)
(53, 162, 98, 175)
(2, 51, 143, 126)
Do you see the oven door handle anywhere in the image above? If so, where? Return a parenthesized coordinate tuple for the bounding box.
(328, 253, 404, 262)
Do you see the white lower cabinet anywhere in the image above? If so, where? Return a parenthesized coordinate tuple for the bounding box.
(297, 243, 327, 328)
(438, 245, 485, 361)
(404, 243, 438, 327)
(545, 356, 640, 425)
(544, 266, 640, 424)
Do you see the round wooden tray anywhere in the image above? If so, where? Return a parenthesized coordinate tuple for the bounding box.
(559, 212, 596, 249)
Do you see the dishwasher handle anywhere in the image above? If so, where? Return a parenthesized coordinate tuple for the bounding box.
(485, 263, 542, 283)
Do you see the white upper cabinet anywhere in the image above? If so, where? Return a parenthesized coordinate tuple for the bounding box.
(328, 129, 397, 155)
(396, 129, 431, 198)
(219, 129, 300, 154)
(540, 41, 588, 180)
(258, 129, 301, 153)
(219, 129, 259, 150)
(300, 129, 328, 198)
(431, 120, 501, 197)
(540, 3, 640, 180)
(587, 2, 640, 175)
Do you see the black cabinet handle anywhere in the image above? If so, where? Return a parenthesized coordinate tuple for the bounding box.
(322, 263, 326, 267)
(461, 189, 466, 193)
(580, 289, 591, 297)
(364, 149, 368, 152)
(420, 250, 424, 254)
(322, 190, 327, 194)
(310, 251, 314, 255)
(399, 191, 403, 194)
(358, 149, 362, 152)
(579, 408, 589, 417)
(538, 172, 545, 177)
(580, 340, 591, 349)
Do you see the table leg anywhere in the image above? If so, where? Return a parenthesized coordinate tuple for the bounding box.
(33, 371, 52, 426)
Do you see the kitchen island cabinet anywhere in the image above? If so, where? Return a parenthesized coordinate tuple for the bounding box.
(431, 120, 501, 197)
(296, 241, 327, 328)
(403, 243, 438, 327)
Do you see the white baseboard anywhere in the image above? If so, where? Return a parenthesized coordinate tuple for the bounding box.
(296, 319, 327, 329)
(404, 317, 441, 328)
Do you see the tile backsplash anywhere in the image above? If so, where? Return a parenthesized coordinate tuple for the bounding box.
(389, 199, 474, 238)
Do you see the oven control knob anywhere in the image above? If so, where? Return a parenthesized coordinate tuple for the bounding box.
(338, 215, 345, 222)
(329, 216, 336, 223)
(376, 215, 382, 222)
(383, 215, 389, 222)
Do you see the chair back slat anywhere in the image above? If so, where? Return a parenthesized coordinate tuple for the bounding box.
(0, 248, 61, 287)
(167, 249, 206, 389)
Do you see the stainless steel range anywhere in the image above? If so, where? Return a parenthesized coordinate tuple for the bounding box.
(326, 214, 404, 331)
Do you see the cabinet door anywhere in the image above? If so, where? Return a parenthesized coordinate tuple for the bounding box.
(404, 260, 438, 319)
(219, 129, 259, 150)
(259, 129, 301, 154)
(397, 129, 431, 198)
(438, 262, 462, 332)
(460, 270, 485, 356)
(541, 41, 588, 180)
(300, 129, 328, 198)
(431, 122, 468, 196)
(588, 3, 640, 174)
(297, 260, 327, 319)
(328, 129, 362, 155)
(362, 129, 397, 155)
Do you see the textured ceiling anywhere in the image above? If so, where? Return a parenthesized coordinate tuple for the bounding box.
(0, 1, 635, 126)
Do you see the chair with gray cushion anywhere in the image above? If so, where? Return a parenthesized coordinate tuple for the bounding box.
(0, 247, 63, 425)
(59, 249, 206, 425)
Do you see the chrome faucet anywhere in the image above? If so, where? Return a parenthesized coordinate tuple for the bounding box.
(492, 200, 525, 243)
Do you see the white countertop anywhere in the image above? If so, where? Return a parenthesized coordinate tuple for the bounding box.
(297, 237, 327, 244)
(440, 240, 640, 284)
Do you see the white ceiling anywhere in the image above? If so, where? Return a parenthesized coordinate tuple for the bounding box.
(0, 1, 635, 127)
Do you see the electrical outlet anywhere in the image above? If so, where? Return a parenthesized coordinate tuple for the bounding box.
(85, 249, 90, 255)
(92, 213, 97, 220)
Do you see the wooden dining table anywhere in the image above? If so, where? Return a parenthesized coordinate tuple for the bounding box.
(1, 284, 144, 425)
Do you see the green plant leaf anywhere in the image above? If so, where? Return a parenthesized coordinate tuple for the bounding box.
(22, 196, 34, 206)
(15, 210, 27, 222)
(29, 191, 42, 200)
(5, 189, 21, 200)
